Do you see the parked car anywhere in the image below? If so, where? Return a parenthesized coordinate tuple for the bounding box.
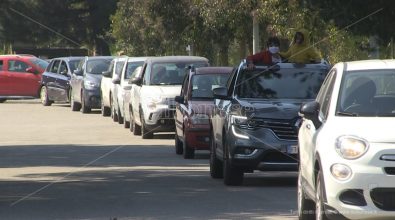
(174, 67, 233, 159)
(40, 57, 83, 106)
(100, 57, 126, 117)
(0, 54, 48, 102)
(210, 60, 330, 186)
(298, 60, 395, 220)
(70, 56, 113, 113)
(129, 56, 209, 139)
(113, 57, 149, 128)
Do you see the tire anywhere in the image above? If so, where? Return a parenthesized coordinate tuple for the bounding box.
(40, 86, 52, 106)
(81, 90, 91, 113)
(0, 99, 6, 103)
(183, 135, 195, 159)
(223, 140, 243, 186)
(129, 108, 141, 135)
(101, 98, 111, 116)
(111, 97, 118, 122)
(175, 134, 183, 155)
(117, 107, 124, 125)
(316, 171, 329, 220)
(123, 116, 130, 128)
(210, 134, 223, 178)
(141, 113, 153, 139)
(298, 169, 315, 220)
(70, 89, 81, 111)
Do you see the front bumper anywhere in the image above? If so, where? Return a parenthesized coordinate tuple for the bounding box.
(143, 104, 176, 132)
(228, 126, 298, 171)
(185, 126, 210, 150)
(83, 88, 101, 108)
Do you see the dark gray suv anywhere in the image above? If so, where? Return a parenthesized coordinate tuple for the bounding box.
(209, 60, 329, 185)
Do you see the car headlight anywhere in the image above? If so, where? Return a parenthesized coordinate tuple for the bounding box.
(84, 80, 99, 89)
(335, 136, 369, 160)
(331, 163, 352, 180)
(191, 114, 209, 124)
(230, 115, 248, 126)
(145, 95, 163, 110)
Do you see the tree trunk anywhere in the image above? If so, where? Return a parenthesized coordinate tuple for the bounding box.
(219, 44, 229, 66)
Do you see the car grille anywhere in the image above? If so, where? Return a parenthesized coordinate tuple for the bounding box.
(253, 118, 299, 140)
(384, 167, 395, 175)
(262, 151, 298, 163)
(370, 188, 395, 211)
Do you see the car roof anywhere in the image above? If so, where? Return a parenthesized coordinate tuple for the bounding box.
(126, 57, 151, 62)
(0, 54, 37, 59)
(344, 59, 395, 71)
(246, 59, 330, 70)
(147, 56, 208, 63)
(53, 57, 84, 61)
(85, 56, 114, 61)
(194, 67, 233, 75)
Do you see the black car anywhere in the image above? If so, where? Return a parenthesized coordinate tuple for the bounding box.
(210, 60, 330, 185)
(40, 57, 83, 106)
(70, 56, 113, 113)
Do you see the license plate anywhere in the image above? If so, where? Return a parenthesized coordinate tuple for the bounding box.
(287, 145, 298, 154)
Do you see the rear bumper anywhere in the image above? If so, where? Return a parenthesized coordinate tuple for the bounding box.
(185, 128, 210, 150)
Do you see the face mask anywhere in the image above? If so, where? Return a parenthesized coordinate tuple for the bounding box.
(269, 46, 279, 54)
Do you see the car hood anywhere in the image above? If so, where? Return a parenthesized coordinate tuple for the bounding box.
(146, 85, 182, 99)
(237, 98, 308, 120)
(326, 117, 395, 143)
(189, 100, 214, 115)
(85, 74, 102, 83)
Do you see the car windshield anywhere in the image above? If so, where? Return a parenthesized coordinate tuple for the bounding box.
(150, 61, 208, 85)
(191, 74, 230, 99)
(236, 68, 327, 99)
(69, 60, 81, 73)
(86, 59, 112, 74)
(30, 57, 49, 70)
(125, 61, 144, 79)
(337, 69, 395, 117)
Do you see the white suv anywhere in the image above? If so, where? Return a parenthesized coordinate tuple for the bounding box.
(129, 56, 209, 139)
(298, 60, 395, 220)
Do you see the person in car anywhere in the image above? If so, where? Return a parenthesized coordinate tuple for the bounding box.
(280, 29, 321, 63)
(246, 36, 282, 70)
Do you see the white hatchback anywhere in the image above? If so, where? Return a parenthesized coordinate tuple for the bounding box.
(298, 60, 395, 220)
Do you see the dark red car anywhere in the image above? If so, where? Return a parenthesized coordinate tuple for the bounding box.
(0, 55, 48, 102)
(175, 67, 233, 159)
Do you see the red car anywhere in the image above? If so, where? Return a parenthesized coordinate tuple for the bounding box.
(175, 67, 233, 159)
(0, 55, 48, 102)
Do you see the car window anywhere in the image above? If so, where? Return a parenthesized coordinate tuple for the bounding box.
(59, 61, 68, 75)
(125, 61, 144, 79)
(115, 61, 125, 77)
(181, 73, 189, 98)
(0, 60, 3, 71)
(337, 69, 395, 116)
(86, 59, 112, 75)
(191, 74, 230, 99)
(150, 61, 208, 85)
(68, 60, 80, 73)
(318, 70, 336, 120)
(236, 68, 327, 99)
(50, 60, 61, 73)
(8, 60, 31, 73)
(29, 57, 48, 70)
(108, 60, 115, 77)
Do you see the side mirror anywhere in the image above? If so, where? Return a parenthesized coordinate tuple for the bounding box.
(73, 69, 83, 76)
(213, 87, 229, 99)
(129, 77, 142, 85)
(102, 70, 112, 78)
(175, 96, 184, 104)
(112, 76, 121, 84)
(26, 67, 36, 74)
(299, 101, 321, 128)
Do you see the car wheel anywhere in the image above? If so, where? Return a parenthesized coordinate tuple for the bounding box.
(117, 107, 124, 125)
(141, 113, 153, 139)
(129, 109, 141, 135)
(81, 90, 91, 113)
(175, 134, 183, 155)
(111, 97, 118, 122)
(0, 99, 6, 103)
(210, 134, 223, 178)
(298, 168, 315, 220)
(183, 135, 195, 159)
(223, 140, 243, 186)
(70, 89, 81, 111)
(40, 86, 52, 106)
(101, 98, 111, 117)
(123, 116, 130, 128)
(316, 171, 329, 220)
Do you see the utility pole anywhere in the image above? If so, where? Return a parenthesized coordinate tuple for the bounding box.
(252, 10, 260, 54)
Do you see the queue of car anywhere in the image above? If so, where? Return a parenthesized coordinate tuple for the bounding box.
(3, 54, 395, 219)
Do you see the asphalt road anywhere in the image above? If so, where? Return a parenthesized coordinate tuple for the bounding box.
(0, 99, 298, 220)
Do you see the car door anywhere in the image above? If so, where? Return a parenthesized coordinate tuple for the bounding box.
(71, 59, 85, 103)
(299, 69, 337, 187)
(175, 73, 190, 137)
(0, 58, 10, 95)
(46, 59, 61, 100)
(55, 60, 71, 101)
(132, 63, 147, 125)
(6, 59, 41, 96)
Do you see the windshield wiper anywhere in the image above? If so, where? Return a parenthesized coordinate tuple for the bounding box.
(336, 111, 359, 117)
